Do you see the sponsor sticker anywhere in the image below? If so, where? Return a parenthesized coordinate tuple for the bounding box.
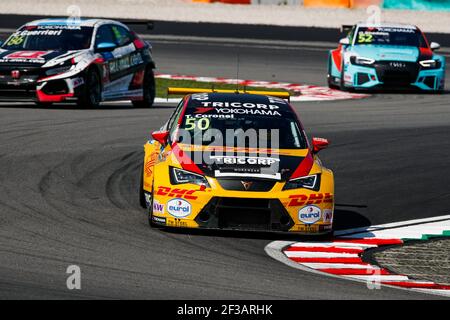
(192, 93, 209, 101)
(192, 101, 283, 117)
(210, 155, 279, 166)
(109, 52, 143, 74)
(72, 77, 84, 88)
(323, 209, 333, 223)
(166, 218, 189, 228)
(200, 101, 279, 110)
(156, 186, 199, 200)
(0, 51, 49, 64)
(215, 108, 281, 117)
(153, 200, 165, 214)
(296, 224, 320, 233)
(298, 205, 322, 224)
(287, 193, 333, 207)
(167, 198, 191, 218)
(152, 216, 166, 225)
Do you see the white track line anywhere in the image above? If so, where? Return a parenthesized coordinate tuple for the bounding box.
(285, 251, 359, 258)
(334, 214, 450, 237)
(343, 275, 410, 282)
(339, 220, 450, 240)
(301, 263, 373, 269)
(290, 242, 376, 249)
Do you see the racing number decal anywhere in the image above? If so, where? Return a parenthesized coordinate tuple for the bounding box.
(185, 117, 210, 131)
(6, 36, 24, 46)
(357, 33, 373, 43)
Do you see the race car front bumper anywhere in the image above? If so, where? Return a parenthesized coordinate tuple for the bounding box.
(342, 60, 445, 91)
(0, 74, 83, 103)
(148, 174, 335, 235)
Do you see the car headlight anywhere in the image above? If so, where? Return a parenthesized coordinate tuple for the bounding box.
(350, 56, 375, 66)
(419, 59, 441, 69)
(45, 64, 74, 76)
(170, 167, 210, 187)
(283, 174, 320, 191)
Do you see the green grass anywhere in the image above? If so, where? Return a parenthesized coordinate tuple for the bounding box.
(155, 78, 295, 98)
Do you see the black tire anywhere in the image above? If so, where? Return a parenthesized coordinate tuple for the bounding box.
(77, 68, 101, 108)
(34, 102, 53, 108)
(327, 56, 339, 89)
(146, 187, 159, 228)
(327, 77, 338, 89)
(139, 165, 147, 209)
(132, 68, 155, 108)
(339, 62, 347, 91)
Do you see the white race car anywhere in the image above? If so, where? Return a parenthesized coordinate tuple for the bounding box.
(0, 18, 156, 107)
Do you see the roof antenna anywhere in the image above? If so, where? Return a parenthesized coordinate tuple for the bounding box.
(235, 53, 240, 94)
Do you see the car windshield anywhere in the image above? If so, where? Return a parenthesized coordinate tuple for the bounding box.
(178, 106, 307, 150)
(355, 27, 427, 47)
(1, 25, 93, 51)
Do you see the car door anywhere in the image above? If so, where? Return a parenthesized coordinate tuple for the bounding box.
(106, 24, 145, 100)
(94, 24, 118, 99)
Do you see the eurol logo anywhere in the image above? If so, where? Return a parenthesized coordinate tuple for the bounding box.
(298, 205, 322, 224)
(167, 198, 191, 218)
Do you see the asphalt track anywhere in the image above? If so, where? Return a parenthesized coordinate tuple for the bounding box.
(1, 20, 450, 299)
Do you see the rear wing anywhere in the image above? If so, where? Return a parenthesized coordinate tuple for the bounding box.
(167, 87, 290, 101)
(341, 24, 354, 33)
(120, 20, 154, 30)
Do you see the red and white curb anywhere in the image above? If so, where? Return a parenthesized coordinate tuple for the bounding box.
(154, 73, 369, 102)
(266, 214, 450, 298)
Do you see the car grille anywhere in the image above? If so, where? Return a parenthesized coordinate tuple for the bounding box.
(216, 179, 276, 192)
(374, 61, 419, 86)
(0, 65, 43, 100)
(195, 197, 294, 231)
(0, 65, 42, 77)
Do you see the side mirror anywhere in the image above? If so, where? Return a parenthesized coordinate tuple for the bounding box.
(95, 42, 117, 53)
(339, 38, 350, 46)
(312, 137, 329, 154)
(152, 130, 169, 145)
(430, 42, 440, 51)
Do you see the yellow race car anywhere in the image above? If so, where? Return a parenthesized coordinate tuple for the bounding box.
(140, 88, 335, 234)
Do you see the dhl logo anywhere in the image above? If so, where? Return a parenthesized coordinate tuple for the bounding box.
(288, 193, 333, 206)
(156, 186, 198, 200)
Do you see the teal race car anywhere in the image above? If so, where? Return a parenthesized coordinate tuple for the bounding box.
(327, 23, 445, 92)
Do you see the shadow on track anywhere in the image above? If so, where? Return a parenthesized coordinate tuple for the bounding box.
(333, 208, 371, 231)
